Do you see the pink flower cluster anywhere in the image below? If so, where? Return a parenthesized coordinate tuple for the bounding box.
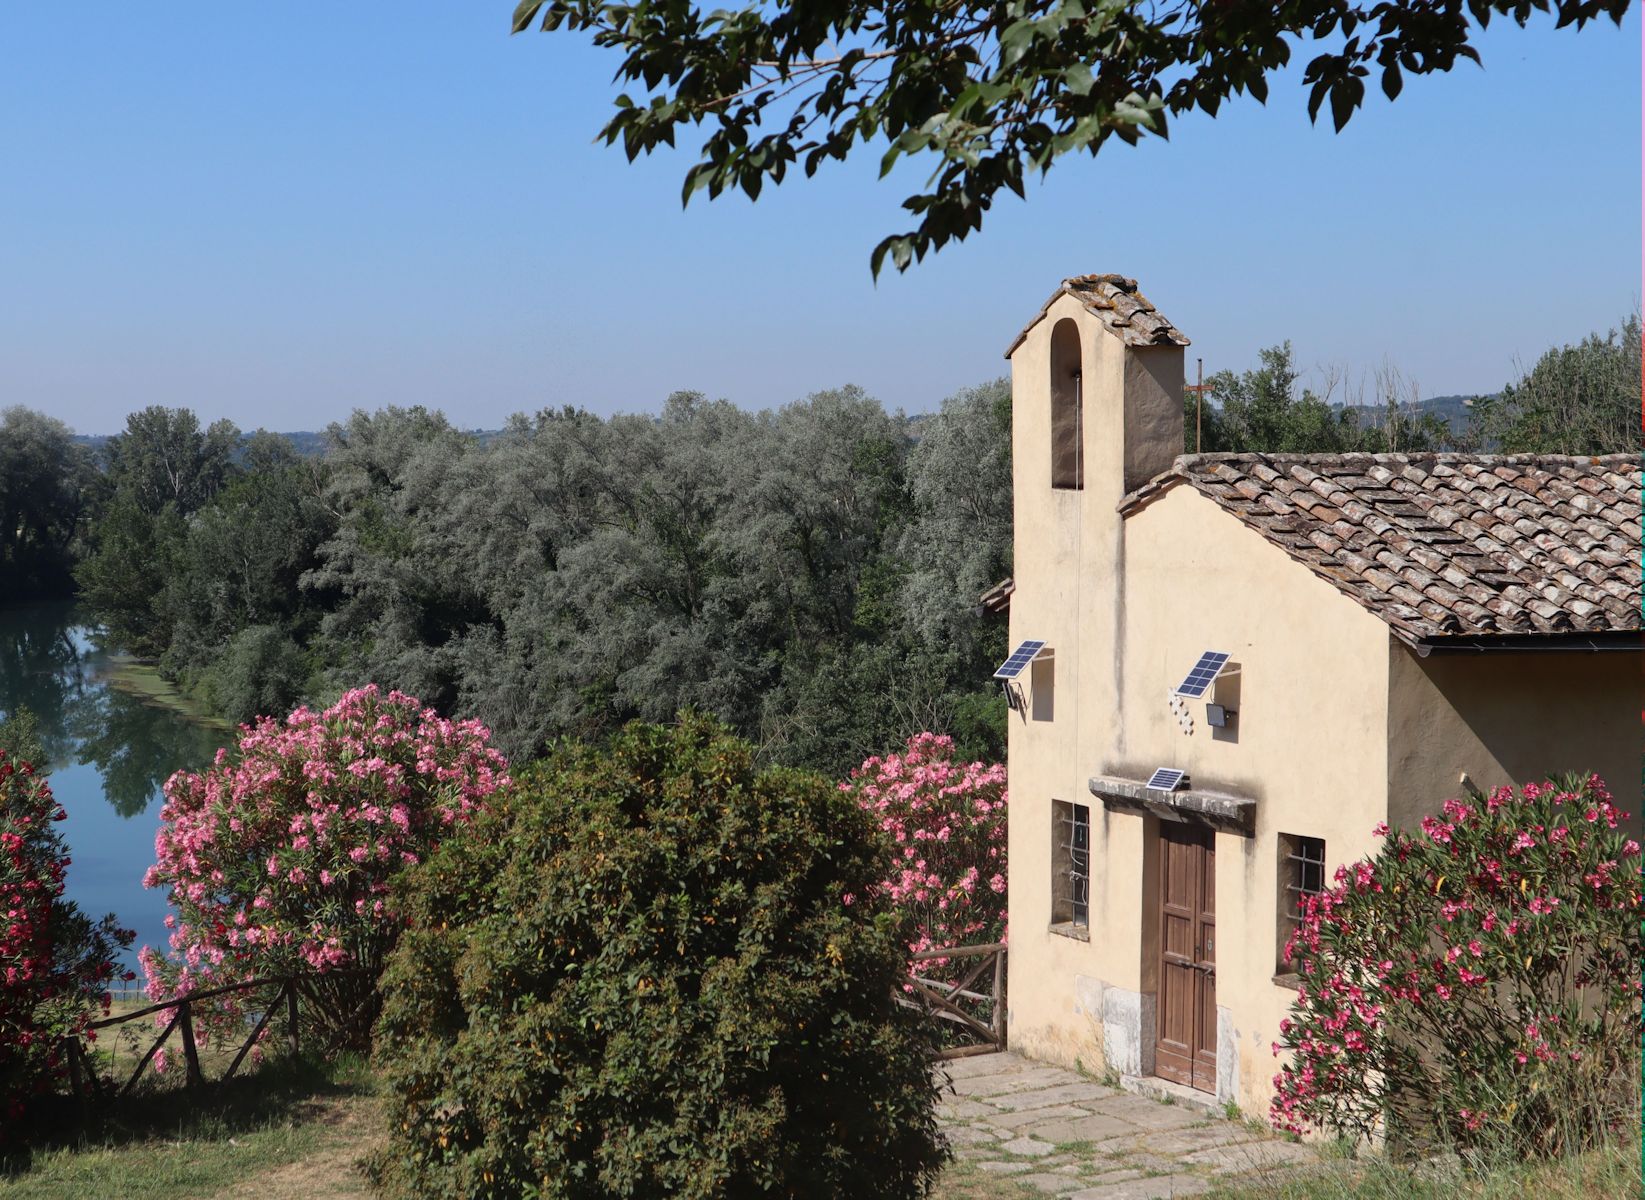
(140, 686, 508, 1021)
(2, 756, 132, 1126)
(840, 732, 1007, 959)
(1270, 772, 1641, 1150)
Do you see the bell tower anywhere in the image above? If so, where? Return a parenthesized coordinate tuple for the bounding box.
(1000, 275, 1188, 1021)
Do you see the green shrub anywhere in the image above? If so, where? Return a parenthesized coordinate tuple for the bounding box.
(193, 624, 312, 726)
(372, 714, 946, 1199)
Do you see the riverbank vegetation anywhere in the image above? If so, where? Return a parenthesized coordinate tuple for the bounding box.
(3, 314, 1637, 778)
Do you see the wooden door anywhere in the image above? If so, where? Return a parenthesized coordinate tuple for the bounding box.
(1156, 821, 1217, 1093)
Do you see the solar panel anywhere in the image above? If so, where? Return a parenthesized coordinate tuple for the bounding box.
(1173, 651, 1231, 699)
(993, 639, 1047, 680)
(1147, 767, 1187, 792)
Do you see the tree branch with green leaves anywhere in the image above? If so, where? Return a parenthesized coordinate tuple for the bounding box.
(513, 0, 1629, 274)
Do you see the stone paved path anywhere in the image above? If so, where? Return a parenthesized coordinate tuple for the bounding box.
(937, 1052, 1320, 1199)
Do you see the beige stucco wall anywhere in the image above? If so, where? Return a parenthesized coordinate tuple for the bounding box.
(1387, 646, 1643, 840)
(1115, 484, 1394, 1114)
(1007, 470, 1394, 1112)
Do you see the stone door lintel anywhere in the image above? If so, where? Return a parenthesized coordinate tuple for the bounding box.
(1088, 774, 1256, 836)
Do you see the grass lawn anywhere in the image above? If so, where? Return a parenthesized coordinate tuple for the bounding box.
(940, 1141, 1639, 1200)
(3, 1060, 1635, 1200)
(0, 1056, 381, 1200)
(1202, 1139, 1641, 1200)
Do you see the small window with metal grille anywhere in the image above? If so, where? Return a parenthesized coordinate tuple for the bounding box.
(1051, 800, 1090, 933)
(1277, 834, 1326, 973)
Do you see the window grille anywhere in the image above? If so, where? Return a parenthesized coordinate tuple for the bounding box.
(1052, 801, 1090, 927)
(1278, 834, 1326, 971)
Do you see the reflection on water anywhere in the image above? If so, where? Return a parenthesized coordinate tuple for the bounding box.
(0, 603, 227, 964)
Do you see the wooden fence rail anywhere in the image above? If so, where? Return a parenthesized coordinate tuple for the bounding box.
(66, 974, 321, 1100)
(898, 942, 1006, 1059)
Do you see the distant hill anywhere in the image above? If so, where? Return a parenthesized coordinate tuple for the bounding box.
(1341, 393, 1486, 439)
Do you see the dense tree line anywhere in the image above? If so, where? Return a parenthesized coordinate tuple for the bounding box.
(0, 409, 98, 606)
(19, 384, 1012, 779)
(2, 315, 1632, 776)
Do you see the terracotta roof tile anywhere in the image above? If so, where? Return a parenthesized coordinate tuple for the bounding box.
(1119, 453, 1642, 644)
(1003, 274, 1191, 357)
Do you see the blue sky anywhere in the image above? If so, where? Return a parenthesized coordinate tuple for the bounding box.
(2, 5, 1638, 433)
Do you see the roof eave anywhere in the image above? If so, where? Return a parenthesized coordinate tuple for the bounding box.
(1410, 632, 1644, 656)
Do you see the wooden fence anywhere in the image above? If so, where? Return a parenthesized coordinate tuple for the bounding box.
(65, 975, 313, 1101)
(65, 950, 1002, 1101)
(898, 942, 1006, 1059)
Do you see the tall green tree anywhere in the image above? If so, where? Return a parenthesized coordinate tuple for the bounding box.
(896, 379, 1012, 653)
(103, 406, 239, 518)
(157, 448, 336, 722)
(1470, 314, 1641, 454)
(73, 497, 187, 656)
(512, 0, 1628, 271)
(75, 406, 241, 655)
(302, 406, 483, 714)
(0, 407, 94, 603)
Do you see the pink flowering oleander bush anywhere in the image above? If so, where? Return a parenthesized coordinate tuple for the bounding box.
(1, 752, 133, 1131)
(140, 685, 508, 1053)
(841, 732, 1007, 957)
(1271, 771, 1642, 1157)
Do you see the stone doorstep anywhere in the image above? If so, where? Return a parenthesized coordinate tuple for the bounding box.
(1081, 1095, 1206, 1132)
(1118, 1073, 1225, 1116)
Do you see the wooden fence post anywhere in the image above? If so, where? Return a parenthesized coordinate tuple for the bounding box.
(178, 1000, 205, 1088)
(992, 949, 1007, 1048)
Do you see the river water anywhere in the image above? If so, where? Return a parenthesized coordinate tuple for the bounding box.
(0, 603, 227, 971)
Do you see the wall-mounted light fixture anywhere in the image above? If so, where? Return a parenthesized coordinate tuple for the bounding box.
(1206, 702, 1236, 729)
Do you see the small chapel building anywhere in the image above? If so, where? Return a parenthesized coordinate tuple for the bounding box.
(995, 274, 1642, 1114)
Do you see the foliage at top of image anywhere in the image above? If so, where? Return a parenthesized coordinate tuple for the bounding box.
(1, 742, 133, 1130)
(512, 0, 1629, 273)
(139, 685, 509, 1052)
(1271, 772, 1641, 1156)
(371, 713, 948, 1199)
